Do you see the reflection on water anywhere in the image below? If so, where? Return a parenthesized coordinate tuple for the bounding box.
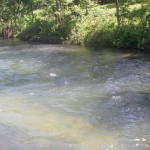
(0, 39, 150, 150)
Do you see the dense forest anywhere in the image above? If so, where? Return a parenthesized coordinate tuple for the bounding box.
(0, 0, 150, 51)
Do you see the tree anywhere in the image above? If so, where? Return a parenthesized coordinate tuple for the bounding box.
(115, 0, 120, 27)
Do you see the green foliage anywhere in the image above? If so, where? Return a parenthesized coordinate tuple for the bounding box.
(66, 24, 84, 45)
(84, 27, 115, 48)
(19, 19, 60, 43)
(0, 0, 149, 51)
(66, 5, 115, 46)
(114, 2, 150, 50)
(19, 11, 79, 44)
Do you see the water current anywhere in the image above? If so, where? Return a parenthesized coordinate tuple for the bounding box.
(0, 39, 150, 150)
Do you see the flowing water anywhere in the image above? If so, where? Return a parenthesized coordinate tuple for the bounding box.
(0, 39, 150, 150)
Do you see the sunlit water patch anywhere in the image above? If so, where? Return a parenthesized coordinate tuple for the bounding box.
(0, 39, 150, 150)
(0, 93, 117, 150)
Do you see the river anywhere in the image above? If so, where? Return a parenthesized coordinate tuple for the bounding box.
(0, 39, 150, 150)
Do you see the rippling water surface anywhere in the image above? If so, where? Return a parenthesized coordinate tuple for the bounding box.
(0, 39, 150, 150)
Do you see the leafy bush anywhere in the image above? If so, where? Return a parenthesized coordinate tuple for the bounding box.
(114, 6, 150, 50)
(84, 28, 115, 48)
(19, 19, 66, 43)
(67, 5, 116, 47)
(1, 0, 149, 51)
(19, 12, 80, 44)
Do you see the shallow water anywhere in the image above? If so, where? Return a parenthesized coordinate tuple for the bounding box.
(0, 39, 150, 150)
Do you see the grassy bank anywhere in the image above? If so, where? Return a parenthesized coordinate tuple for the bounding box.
(67, 1, 150, 51)
(0, 0, 150, 51)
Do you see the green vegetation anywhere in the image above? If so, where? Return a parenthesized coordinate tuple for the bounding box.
(0, 0, 150, 51)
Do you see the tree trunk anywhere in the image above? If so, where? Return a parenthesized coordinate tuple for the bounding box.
(115, 0, 120, 27)
(30, 1, 34, 22)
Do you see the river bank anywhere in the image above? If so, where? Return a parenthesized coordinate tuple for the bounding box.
(0, 1, 150, 52)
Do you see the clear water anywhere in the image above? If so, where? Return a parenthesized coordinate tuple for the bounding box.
(0, 39, 150, 150)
